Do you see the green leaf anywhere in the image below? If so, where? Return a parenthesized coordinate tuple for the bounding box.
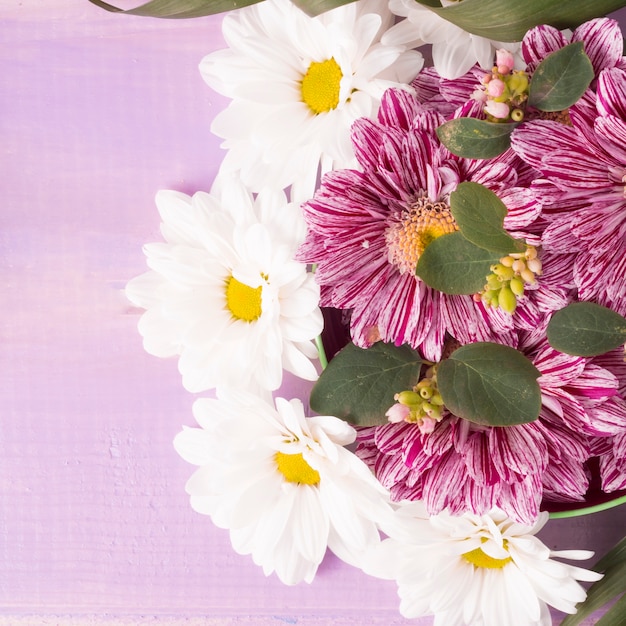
(436, 119, 517, 160)
(437, 342, 542, 427)
(596, 536, 626, 573)
(290, 0, 357, 16)
(87, 0, 263, 18)
(406, 0, 626, 43)
(416, 231, 500, 295)
(561, 560, 626, 626)
(596, 592, 626, 626)
(450, 182, 525, 254)
(528, 42, 594, 111)
(546, 302, 626, 357)
(309, 342, 423, 426)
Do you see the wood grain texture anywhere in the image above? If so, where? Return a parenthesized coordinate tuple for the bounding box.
(1, 2, 625, 624)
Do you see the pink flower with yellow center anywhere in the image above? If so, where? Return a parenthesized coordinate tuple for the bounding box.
(297, 87, 550, 362)
(355, 335, 626, 524)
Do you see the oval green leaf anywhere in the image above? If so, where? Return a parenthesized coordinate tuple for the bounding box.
(415, 231, 500, 295)
(436, 119, 517, 160)
(546, 302, 626, 357)
(528, 42, 594, 111)
(309, 341, 423, 426)
(87, 0, 263, 18)
(437, 342, 542, 427)
(450, 182, 526, 254)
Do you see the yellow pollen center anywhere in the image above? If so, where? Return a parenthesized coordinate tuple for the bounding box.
(386, 198, 458, 274)
(275, 451, 320, 485)
(225, 275, 262, 322)
(301, 58, 343, 115)
(462, 539, 512, 569)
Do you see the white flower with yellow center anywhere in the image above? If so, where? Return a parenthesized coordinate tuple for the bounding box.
(174, 390, 394, 585)
(364, 503, 602, 625)
(201, 0, 423, 201)
(125, 176, 323, 393)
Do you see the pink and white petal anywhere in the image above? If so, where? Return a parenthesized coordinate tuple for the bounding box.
(489, 425, 548, 482)
(596, 67, 626, 120)
(522, 24, 568, 70)
(572, 18, 624, 75)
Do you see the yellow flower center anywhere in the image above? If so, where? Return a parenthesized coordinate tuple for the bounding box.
(462, 539, 512, 569)
(385, 198, 458, 274)
(225, 275, 262, 322)
(301, 58, 343, 115)
(275, 451, 320, 485)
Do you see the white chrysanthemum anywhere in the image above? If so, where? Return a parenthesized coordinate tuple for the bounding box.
(126, 176, 323, 393)
(174, 390, 394, 585)
(201, 0, 423, 201)
(364, 503, 602, 625)
(382, 0, 520, 79)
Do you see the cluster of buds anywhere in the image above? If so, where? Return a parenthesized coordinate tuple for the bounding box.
(385, 366, 444, 434)
(476, 245, 542, 314)
(472, 48, 529, 122)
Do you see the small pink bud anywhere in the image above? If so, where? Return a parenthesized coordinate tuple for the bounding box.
(496, 48, 515, 73)
(471, 88, 488, 102)
(386, 402, 410, 423)
(485, 100, 510, 119)
(419, 417, 437, 434)
(487, 78, 505, 98)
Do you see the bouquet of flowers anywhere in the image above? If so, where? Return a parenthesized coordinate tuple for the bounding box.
(91, 0, 626, 623)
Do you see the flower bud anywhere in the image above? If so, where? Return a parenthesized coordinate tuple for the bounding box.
(510, 276, 525, 296)
(496, 48, 515, 73)
(487, 78, 506, 98)
(386, 402, 410, 423)
(485, 100, 510, 119)
(419, 417, 437, 435)
(498, 285, 517, 313)
(396, 390, 421, 406)
(507, 72, 529, 96)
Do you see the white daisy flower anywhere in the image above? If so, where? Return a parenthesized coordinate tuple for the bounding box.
(173, 390, 394, 585)
(364, 502, 602, 625)
(382, 0, 521, 79)
(126, 175, 323, 393)
(201, 0, 423, 201)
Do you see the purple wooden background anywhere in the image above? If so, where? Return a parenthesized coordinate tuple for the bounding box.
(2, 2, 625, 623)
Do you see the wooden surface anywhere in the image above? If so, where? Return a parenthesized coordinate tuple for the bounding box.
(2, 1, 625, 623)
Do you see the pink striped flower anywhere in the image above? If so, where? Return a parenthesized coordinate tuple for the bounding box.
(511, 67, 626, 315)
(355, 336, 626, 524)
(297, 88, 556, 362)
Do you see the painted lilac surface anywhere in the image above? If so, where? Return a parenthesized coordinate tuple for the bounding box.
(1, 2, 625, 623)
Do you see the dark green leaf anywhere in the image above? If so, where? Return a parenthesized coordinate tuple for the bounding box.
(407, 0, 626, 43)
(561, 560, 626, 626)
(87, 0, 263, 18)
(450, 182, 525, 254)
(528, 42, 594, 111)
(309, 342, 423, 426)
(436, 119, 517, 160)
(290, 0, 357, 16)
(596, 536, 626, 573)
(416, 232, 500, 295)
(596, 592, 626, 626)
(546, 302, 626, 357)
(437, 342, 541, 427)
